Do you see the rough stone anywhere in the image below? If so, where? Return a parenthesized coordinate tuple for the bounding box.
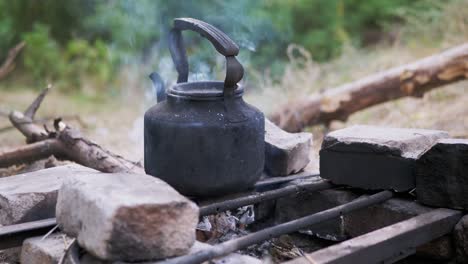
(274, 181, 359, 241)
(265, 119, 312, 176)
(0, 164, 95, 225)
(454, 215, 468, 263)
(344, 198, 432, 237)
(274, 185, 454, 260)
(80, 242, 261, 264)
(20, 233, 72, 264)
(185, 242, 261, 264)
(345, 197, 454, 260)
(56, 172, 199, 262)
(0, 247, 21, 264)
(320, 125, 449, 191)
(415, 138, 468, 209)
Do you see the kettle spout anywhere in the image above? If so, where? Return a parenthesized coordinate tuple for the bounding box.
(149, 72, 166, 103)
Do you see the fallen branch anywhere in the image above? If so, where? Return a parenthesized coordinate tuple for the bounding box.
(0, 114, 88, 136)
(270, 43, 468, 132)
(0, 139, 61, 168)
(1, 87, 143, 173)
(0, 42, 25, 80)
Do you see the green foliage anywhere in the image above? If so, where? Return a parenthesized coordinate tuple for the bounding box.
(280, 0, 437, 61)
(21, 24, 113, 91)
(63, 39, 113, 91)
(21, 24, 63, 82)
(0, 0, 451, 93)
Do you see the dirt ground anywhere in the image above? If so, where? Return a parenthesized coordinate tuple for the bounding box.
(1, 78, 466, 172)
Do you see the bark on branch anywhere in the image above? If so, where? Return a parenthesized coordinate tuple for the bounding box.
(1, 87, 144, 173)
(270, 43, 468, 132)
(0, 42, 25, 80)
(0, 139, 62, 168)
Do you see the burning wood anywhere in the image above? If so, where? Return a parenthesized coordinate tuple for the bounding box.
(270, 43, 468, 132)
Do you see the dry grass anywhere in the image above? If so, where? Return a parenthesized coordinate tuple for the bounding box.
(243, 0, 468, 168)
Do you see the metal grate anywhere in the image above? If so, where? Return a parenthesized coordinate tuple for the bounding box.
(0, 172, 462, 264)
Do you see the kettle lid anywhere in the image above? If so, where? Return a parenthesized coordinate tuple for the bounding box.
(168, 81, 243, 100)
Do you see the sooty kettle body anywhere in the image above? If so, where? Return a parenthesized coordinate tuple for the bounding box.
(144, 18, 265, 197)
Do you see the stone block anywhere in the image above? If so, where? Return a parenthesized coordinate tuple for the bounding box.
(20, 233, 72, 264)
(274, 181, 358, 241)
(0, 164, 95, 225)
(56, 172, 199, 262)
(320, 125, 448, 191)
(273, 185, 454, 260)
(344, 198, 432, 237)
(81, 242, 261, 264)
(345, 198, 454, 260)
(0, 247, 21, 264)
(416, 139, 468, 209)
(454, 215, 468, 263)
(265, 119, 312, 176)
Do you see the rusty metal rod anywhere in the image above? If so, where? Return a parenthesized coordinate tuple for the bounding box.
(161, 190, 394, 264)
(0, 180, 329, 249)
(254, 172, 320, 190)
(200, 179, 332, 216)
(0, 218, 56, 249)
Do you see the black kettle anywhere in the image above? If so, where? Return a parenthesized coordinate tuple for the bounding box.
(144, 18, 265, 197)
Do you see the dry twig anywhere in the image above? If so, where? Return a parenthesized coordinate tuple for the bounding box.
(0, 42, 25, 80)
(0, 87, 143, 173)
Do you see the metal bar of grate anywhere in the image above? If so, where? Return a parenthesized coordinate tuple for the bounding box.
(0, 218, 56, 249)
(160, 190, 394, 264)
(0, 179, 330, 250)
(200, 179, 332, 216)
(254, 172, 320, 190)
(286, 208, 462, 264)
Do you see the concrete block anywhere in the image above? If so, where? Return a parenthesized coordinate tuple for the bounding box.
(56, 173, 199, 262)
(20, 233, 72, 264)
(81, 242, 261, 264)
(416, 139, 468, 209)
(0, 164, 95, 225)
(344, 198, 432, 237)
(345, 198, 454, 260)
(320, 125, 448, 191)
(0, 247, 21, 264)
(265, 119, 312, 176)
(274, 181, 358, 241)
(273, 185, 454, 260)
(454, 215, 468, 263)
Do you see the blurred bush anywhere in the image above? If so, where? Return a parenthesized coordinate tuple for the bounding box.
(21, 24, 63, 83)
(0, 0, 452, 93)
(21, 24, 113, 92)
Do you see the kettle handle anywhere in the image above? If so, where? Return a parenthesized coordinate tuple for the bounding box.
(169, 18, 244, 91)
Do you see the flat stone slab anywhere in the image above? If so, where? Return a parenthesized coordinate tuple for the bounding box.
(0, 164, 95, 225)
(56, 172, 199, 262)
(265, 119, 312, 176)
(272, 185, 454, 260)
(416, 138, 468, 209)
(274, 180, 358, 241)
(320, 125, 449, 191)
(454, 215, 468, 262)
(80, 242, 261, 264)
(20, 232, 72, 264)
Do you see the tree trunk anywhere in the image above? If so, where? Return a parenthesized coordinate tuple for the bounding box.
(270, 43, 468, 132)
